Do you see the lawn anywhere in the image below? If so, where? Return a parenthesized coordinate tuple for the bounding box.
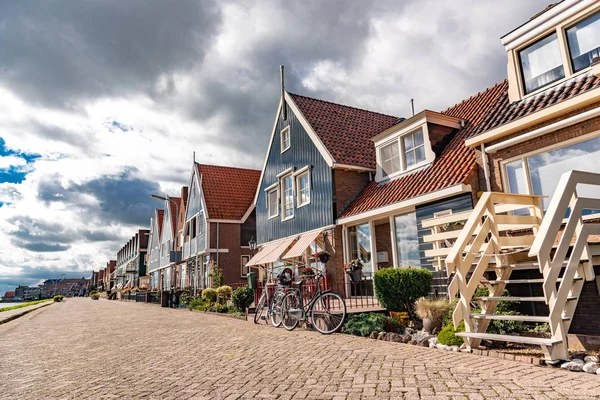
(0, 299, 52, 312)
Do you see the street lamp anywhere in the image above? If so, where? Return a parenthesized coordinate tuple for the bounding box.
(151, 194, 180, 306)
(248, 237, 257, 257)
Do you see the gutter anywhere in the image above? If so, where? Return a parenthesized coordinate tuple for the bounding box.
(485, 106, 600, 154)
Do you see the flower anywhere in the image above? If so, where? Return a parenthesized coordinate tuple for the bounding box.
(344, 259, 364, 272)
(312, 250, 331, 258)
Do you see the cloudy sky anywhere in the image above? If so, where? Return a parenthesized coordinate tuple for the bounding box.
(0, 0, 549, 295)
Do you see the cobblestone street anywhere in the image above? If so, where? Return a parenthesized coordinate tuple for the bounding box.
(1, 299, 599, 399)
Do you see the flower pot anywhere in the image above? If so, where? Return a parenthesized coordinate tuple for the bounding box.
(348, 270, 362, 282)
(422, 318, 442, 334)
(319, 254, 329, 264)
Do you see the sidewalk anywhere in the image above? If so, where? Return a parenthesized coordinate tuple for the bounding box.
(0, 302, 52, 325)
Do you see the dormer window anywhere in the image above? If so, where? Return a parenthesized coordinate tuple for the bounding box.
(519, 33, 565, 94)
(566, 10, 600, 73)
(381, 141, 401, 177)
(403, 129, 425, 167)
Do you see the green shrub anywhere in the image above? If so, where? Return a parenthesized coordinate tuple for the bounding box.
(53, 295, 64, 302)
(343, 313, 386, 337)
(179, 287, 194, 306)
(442, 297, 459, 327)
(437, 321, 465, 346)
(231, 286, 254, 312)
(210, 265, 224, 288)
(473, 287, 524, 335)
(374, 268, 432, 312)
(201, 288, 218, 302)
(216, 285, 233, 301)
(90, 293, 100, 300)
(382, 316, 404, 334)
(208, 303, 229, 313)
(188, 296, 209, 311)
(89, 291, 97, 297)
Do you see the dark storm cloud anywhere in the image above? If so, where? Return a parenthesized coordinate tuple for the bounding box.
(16, 242, 71, 253)
(37, 168, 161, 226)
(0, 0, 221, 108)
(0, 266, 91, 296)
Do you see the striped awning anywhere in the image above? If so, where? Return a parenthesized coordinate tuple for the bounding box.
(245, 237, 296, 266)
(283, 231, 322, 259)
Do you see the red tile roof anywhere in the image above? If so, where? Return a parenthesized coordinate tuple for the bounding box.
(340, 81, 509, 218)
(475, 74, 600, 136)
(288, 93, 399, 169)
(197, 163, 261, 220)
(156, 209, 164, 238)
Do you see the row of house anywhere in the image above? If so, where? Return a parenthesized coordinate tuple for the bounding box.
(90, 1, 600, 350)
(3, 278, 90, 300)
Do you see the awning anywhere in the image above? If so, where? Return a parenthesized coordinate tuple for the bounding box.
(246, 237, 296, 266)
(283, 231, 322, 259)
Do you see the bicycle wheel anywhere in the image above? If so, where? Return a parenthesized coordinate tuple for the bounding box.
(310, 292, 346, 334)
(253, 292, 267, 324)
(270, 292, 284, 327)
(280, 291, 301, 331)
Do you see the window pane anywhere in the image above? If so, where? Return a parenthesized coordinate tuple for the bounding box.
(413, 130, 424, 147)
(268, 190, 278, 217)
(567, 11, 600, 72)
(283, 175, 294, 218)
(519, 33, 565, 94)
(528, 136, 600, 212)
(403, 134, 414, 151)
(405, 150, 416, 167)
(506, 160, 528, 194)
(395, 213, 421, 268)
(381, 142, 400, 176)
(349, 224, 372, 274)
(415, 146, 426, 163)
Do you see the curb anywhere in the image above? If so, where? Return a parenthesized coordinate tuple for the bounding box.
(0, 303, 53, 326)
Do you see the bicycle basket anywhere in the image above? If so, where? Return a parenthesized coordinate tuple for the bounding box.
(278, 267, 293, 286)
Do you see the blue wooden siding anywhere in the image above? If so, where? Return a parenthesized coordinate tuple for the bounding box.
(147, 217, 160, 272)
(415, 193, 473, 296)
(256, 102, 333, 244)
(159, 202, 173, 268)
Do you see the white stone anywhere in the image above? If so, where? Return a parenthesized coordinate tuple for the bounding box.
(451, 346, 460, 352)
(567, 362, 584, 372)
(429, 342, 436, 348)
(584, 355, 599, 363)
(561, 361, 573, 369)
(429, 337, 438, 346)
(583, 362, 599, 374)
(597, 368, 600, 375)
(572, 358, 585, 365)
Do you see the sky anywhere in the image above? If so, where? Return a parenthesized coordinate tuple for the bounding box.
(0, 0, 550, 295)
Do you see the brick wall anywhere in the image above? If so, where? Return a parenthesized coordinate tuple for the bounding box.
(375, 222, 393, 269)
(208, 222, 252, 286)
(333, 169, 370, 218)
(325, 226, 345, 295)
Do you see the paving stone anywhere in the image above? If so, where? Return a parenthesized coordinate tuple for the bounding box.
(0, 299, 598, 399)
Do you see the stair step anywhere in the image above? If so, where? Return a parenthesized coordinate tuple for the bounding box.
(481, 277, 584, 285)
(456, 332, 561, 346)
(473, 296, 577, 302)
(471, 314, 570, 322)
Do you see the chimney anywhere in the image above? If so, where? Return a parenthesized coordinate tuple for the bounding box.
(280, 65, 287, 121)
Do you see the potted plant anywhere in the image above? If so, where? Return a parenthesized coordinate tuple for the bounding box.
(91, 293, 100, 300)
(344, 259, 364, 282)
(414, 297, 451, 334)
(300, 267, 314, 277)
(313, 250, 331, 264)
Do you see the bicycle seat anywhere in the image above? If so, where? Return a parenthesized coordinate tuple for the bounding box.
(292, 279, 304, 287)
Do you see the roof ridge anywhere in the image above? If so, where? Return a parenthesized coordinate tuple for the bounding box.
(196, 162, 261, 173)
(288, 91, 399, 119)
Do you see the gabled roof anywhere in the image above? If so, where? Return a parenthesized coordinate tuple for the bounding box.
(288, 93, 399, 169)
(197, 163, 261, 220)
(474, 74, 600, 136)
(340, 81, 508, 218)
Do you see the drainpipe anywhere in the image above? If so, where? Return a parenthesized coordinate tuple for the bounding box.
(216, 222, 220, 267)
(480, 143, 492, 192)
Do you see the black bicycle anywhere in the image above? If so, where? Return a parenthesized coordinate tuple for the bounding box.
(279, 269, 346, 334)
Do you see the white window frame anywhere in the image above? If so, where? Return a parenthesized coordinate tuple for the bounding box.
(380, 140, 402, 177)
(376, 126, 432, 182)
(403, 129, 426, 168)
(280, 127, 291, 153)
(267, 187, 279, 219)
(501, 131, 600, 214)
(295, 167, 311, 208)
(241, 255, 251, 278)
(281, 173, 295, 221)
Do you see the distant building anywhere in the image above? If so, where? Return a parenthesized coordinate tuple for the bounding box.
(41, 277, 89, 298)
(2, 292, 15, 301)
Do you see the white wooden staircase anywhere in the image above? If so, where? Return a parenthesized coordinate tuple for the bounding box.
(422, 170, 599, 361)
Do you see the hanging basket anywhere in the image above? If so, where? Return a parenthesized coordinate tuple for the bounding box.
(319, 254, 330, 264)
(348, 270, 363, 282)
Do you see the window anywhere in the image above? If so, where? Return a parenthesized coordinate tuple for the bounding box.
(191, 184, 196, 198)
(191, 217, 197, 238)
(566, 10, 600, 73)
(281, 127, 290, 153)
(381, 141, 401, 176)
(403, 130, 425, 167)
(282, 174, 294, 220)
(241, 255, 251, 277)
(505, 135, 600, 213)
(296, 170, 310, 207)
(267, 188, 279, 218)
(519, 33, 565, 94)
(394, 212, 421, 268)
(348, 223, 372, 274)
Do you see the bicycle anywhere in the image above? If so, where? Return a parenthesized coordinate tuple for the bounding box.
(279, 268, 346, 334)
(253, 268, 292, 327)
